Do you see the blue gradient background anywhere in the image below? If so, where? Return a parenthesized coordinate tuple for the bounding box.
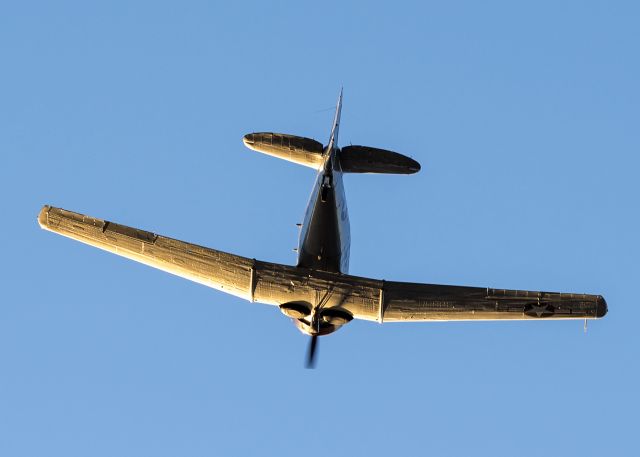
(1, 1, 638, 455)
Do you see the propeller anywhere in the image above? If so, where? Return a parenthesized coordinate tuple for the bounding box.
(305, 335, 319, 369)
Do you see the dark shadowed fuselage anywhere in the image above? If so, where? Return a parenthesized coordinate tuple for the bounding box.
(296, 150, 350, 274)
(296, 90, 350, 274)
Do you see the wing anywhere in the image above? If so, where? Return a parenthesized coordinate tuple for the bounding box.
(38, 206, 607, 322)
(38, 206, 257, 301)
(363, 280, 607, 322)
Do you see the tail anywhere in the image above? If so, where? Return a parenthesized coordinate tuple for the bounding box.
(326, 88, 343, 153)
(242, 88, 420, 174)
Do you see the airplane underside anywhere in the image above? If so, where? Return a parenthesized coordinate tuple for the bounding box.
(38, 89, 607, 367)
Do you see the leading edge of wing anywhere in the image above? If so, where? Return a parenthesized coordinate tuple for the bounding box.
(38, 205, 607, 322)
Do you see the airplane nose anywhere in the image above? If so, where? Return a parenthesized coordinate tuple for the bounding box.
(596, 295, 608, 318)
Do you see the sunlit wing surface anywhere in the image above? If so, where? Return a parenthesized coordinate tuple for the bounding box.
(39, 205, 607, 322)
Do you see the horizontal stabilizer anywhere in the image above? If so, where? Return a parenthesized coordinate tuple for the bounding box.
(243, 132, 324, 169)
(339, 145, 420, 174)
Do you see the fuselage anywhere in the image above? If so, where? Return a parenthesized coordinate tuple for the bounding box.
(295, 90, 349, 275)
(296, 146, 350, 274)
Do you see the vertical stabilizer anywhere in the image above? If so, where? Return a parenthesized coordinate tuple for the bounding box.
(327, 88, 343, 152)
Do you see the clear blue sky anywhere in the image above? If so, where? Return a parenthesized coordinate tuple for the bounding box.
(2, 1, 638, 455)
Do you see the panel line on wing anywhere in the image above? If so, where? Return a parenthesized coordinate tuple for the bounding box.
(378, 281, 385, 324)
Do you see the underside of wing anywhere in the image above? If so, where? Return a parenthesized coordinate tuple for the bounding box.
(373, 280, 607, 322)
(249, 267, 607, 323)
(39, 205, 607, 323)
(38, 206, 257, 301)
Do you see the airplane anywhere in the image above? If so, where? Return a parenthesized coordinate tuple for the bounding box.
(38, 89, 607, 368)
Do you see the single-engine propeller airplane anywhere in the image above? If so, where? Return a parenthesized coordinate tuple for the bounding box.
(38, 89, 607, 367)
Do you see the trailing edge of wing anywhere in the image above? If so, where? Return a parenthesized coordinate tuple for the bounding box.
(38, 205, 606, 322)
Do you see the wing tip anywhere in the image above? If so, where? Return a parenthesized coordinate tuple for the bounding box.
(38, 205, 52, 230)
(596, 295, 608, 318)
